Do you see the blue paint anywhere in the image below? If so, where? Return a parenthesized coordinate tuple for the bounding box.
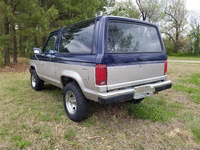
(30, 16, 167, 66)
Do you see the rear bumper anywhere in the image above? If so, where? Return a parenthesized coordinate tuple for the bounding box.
(98, 80, 172, 104)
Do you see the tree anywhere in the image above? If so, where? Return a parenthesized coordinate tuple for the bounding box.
(105, 0, 140, 19)
(11, 0, 20, 63)
(0, 0, 12, 65)
(135, 0, 162, 22)
(0, 0, 108, 65)
(162, 0, 188, 53)
(188, 18, 200, 54)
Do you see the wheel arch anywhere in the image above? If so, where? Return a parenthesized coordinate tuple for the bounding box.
(61, 76, 83, 92)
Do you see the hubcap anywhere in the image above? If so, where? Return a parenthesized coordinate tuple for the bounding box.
(31, 74, 36, 87)
(65, 90, 77, 115)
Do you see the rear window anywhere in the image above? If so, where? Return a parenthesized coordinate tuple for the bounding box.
(107, 21, 163, 53)
(59, 18, 95, 54)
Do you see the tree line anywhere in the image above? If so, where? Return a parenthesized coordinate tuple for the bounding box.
(0, 0, 199, 65)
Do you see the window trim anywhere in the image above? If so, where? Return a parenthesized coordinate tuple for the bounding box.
(58, 18, 96, 54)
(106, 20, 164, 54)
(42, 32, 59, 54)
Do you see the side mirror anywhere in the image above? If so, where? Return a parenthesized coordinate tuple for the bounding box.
(33, 47, 42, 54)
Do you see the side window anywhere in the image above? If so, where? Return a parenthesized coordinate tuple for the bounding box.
(59, 19, 95, 53)
(43, 34, 58, 53)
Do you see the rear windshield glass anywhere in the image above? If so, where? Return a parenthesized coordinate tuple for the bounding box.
(107, 21, 163, 53)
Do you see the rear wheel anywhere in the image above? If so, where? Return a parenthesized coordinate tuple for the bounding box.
(31, 69, 44, 91)
(63, 82, 89, 122)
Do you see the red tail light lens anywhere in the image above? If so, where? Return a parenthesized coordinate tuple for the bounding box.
(95, 64, 107, 85)
(164, 60, 167, 75)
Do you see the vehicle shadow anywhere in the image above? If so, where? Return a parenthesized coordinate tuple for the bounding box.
(42, 83, 134, 121)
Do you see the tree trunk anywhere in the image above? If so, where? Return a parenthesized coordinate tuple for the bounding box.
(12, 24, 17, 63)
(174, 26, 179, 53)
(19, 34, 22, 55)
(197, 24, 200, 54)
(34, 35, 38, 47)
(42, 36, 47, 46)
(4, 17, 10, 65)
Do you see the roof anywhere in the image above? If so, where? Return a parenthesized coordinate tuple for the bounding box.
(50, 15, 157, 34)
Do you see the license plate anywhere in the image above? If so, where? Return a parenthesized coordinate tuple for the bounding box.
(134, 86, 153, 99)
(135, 86, 150, 94)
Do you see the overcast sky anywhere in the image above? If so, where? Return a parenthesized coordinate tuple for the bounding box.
(186, 0, 200, 11)
(186, 0, 200, 23)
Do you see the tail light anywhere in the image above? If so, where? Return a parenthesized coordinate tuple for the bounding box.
(95, 64, 107, 85)
(164, 60, 167, 75)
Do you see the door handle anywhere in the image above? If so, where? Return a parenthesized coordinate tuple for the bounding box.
(41, 54, 45, 56)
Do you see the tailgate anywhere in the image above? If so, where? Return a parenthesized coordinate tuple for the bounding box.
(107, 59, 166, 90)
(105, 20, 167, 90)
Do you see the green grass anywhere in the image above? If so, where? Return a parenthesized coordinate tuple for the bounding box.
(11, 135, 31, 148)
(168, 56, 200, 61)
(191, 126, 200, 142)
(178, 73, 200, 86)
(1, 64, 200, 149)
(190, 95, 200, 104)
(38, 112, 52, 121)
(173, 84, 199, 94)
(171, 72, 200, 143)
(168, 102, 185, 109)
(173, 73, 200, 104)
(64, 129, 77, 141)
(180, 112, 200, 143)
(12, 135, 22, 141)
(127, 97, 175, 122)
(16, 140, 31, 149)
(82, 116, 97, 127)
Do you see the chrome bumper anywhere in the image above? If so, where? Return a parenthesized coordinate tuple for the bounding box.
(97, 80, 172, 104)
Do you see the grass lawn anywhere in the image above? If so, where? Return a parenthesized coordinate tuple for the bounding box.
(0, 58, 200, 149)
(168, 56, 200, 61)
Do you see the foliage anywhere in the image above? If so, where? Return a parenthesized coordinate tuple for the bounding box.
(163, 38, 174, 55)
(167, 52, 200, 57)
(188, 18, 200, 55)
(104, 0, 140, 19)
(135, 0, 163, 22)
(161, 0, 188, 53)
(0, 0, 108, 64)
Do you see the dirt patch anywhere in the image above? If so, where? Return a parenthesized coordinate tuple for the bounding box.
(0, 57, 29, 74)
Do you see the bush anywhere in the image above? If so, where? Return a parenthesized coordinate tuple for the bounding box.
(163, 39, 174, 55)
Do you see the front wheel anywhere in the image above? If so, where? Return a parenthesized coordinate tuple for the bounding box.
(31, 69, 44, 91)
(63, 82, 89, 122)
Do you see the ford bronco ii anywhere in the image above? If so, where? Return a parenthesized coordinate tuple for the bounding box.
(30, 16, 172, 122)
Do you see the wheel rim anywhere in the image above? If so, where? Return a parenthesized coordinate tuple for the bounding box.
(31, 74, 36, 88)
(65, 90, 77, 115)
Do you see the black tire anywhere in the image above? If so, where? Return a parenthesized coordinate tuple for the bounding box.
(31, 69, 44, 91)
(63, 82, 89, 122)
(132, 98, 144, 104)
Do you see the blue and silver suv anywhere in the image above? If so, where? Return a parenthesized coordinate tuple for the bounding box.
(30, 16, 172, 122)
